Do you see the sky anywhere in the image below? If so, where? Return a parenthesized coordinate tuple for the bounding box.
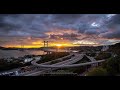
(0, 14, 120, 48)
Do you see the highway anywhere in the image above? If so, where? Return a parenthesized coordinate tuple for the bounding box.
(25, 53, 106, 76)
(0, 53, 75, 76)
(24, 53, 84, 76)
(18, 53, 76, 76)
(78, 55, 97, 76)
(40, 53, 74, 65)
(25, 61, 105, 76)
(31, 53, 101, 69)
(32, 59, 105, 68)
(21, 53, 105, 76)
(0, 52, 106, 76)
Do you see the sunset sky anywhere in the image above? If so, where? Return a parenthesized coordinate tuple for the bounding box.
(0, 14, 120, 48)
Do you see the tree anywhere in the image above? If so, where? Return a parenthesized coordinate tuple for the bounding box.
(102, 56, 120, 75)
(86, 67, 108, 76)
(95, 52, 111, 60)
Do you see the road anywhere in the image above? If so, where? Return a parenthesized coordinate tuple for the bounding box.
(18, 53, 76, 76)
(31, 54, 100, 69)
(23, 53, 84, 76)
(0, 53, 74, 76)
(32, 59, 105, 68)
(0, 52, 106, 76)
(25, 60, 105, 76)
(40, 53, 74, 65)
(25, 53, 105, 76)
(22, 53, 105, 76)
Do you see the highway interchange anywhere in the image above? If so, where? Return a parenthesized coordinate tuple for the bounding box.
(0, 52, 106, 76)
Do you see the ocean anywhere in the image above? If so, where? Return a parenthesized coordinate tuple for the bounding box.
(0, 50, 46, 59)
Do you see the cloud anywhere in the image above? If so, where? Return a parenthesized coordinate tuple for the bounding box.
(100, 28, 120, 39)
(99, 14, 120, 39)
(0, 14, 120, 46)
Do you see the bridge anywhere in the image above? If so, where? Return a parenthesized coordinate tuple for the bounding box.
(40, 47, 72, 53)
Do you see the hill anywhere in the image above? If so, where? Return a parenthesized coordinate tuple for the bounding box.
(107, 43, 120, 55)
(0, 46, 5, 49)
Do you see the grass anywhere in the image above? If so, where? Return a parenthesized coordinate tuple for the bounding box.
(37, 52, 70, 64)
(95, 52, 111, 60)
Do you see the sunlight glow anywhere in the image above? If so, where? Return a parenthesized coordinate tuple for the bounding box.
(56, 44, 62, 47)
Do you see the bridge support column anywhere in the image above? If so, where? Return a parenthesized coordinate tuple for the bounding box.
(44, 41, 48, 47)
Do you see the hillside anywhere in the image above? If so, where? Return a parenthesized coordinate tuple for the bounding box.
(107, 43, 120, 55)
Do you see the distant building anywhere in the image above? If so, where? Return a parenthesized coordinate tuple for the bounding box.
(24, 56, 41, 63)
(34, 56, 41, 60)
(24, 58, 33, 63)
(6, 58, 13, 62)
(101, 45, 109, 51)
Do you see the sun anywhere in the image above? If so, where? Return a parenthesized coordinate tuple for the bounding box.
(56, 44, 62, 47)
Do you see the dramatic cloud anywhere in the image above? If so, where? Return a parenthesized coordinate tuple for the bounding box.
(0, 14, 119, 47)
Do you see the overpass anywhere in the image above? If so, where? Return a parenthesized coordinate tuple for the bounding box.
(0, 52, 106, 76)
(23, 53, 84, 76)
(23, 53, 105, 76)
(31, 58, 105, 68)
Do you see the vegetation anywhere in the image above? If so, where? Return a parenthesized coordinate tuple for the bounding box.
(38, 52, 70, 64)
(53, 67, 88, 74)
(74, 55, 91, 64)
(24, 55, 40, 58)
(67, 65, 91, 74)
(0, 54, 41, 72)
(0, 52, 69, 72)
(86, 56, 120, 76)
(0, 59, 33, 72)
(102, 56, 120, 75)
(69, 57, 91, 74)
(0, 59, 24, 71)
(55, 55, 91, 74)
(95, 52, 111, 60)
(87, 43, 120, 76)
(50, 60, 60, 64)
(50, 54, 74, 64)
(86, 67, 108, 76)
(86, 53, 96, 57)
(108, 43, 120, 55)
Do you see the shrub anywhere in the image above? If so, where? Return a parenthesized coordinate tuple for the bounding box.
(86, 67, 108, 76)
(102, 56, 120, 75)
(95, 52, 111, 60)
(38, 52, 69, 64)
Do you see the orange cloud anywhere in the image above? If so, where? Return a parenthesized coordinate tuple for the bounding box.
(32, 41, 42, 45)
